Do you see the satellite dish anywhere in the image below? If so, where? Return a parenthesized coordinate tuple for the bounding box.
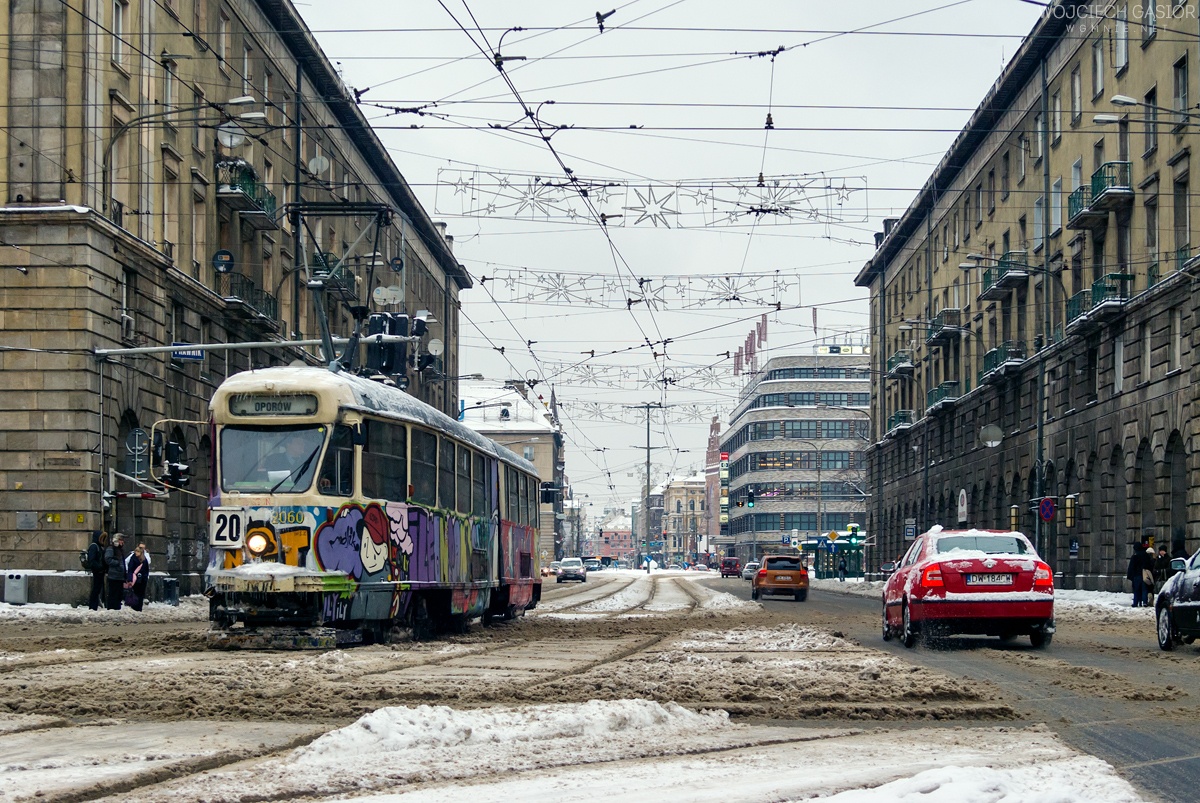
(307, 155, 330, 175)
(372, 286, 388, 304)
(427, 338, 444, 356)
(217, 122, 247, 148)
(385, 285, 402, 303)
(980, 424, 1003, 448)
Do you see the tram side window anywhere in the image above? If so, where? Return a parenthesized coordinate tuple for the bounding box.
(527, 473, 538, 529)
(506, 466, 518, 523)
(519, 472, 528, 525)
(411, 429, 437, 506)
(472, 453, 487, 517)
(317, 425, 354, 497)
(438, 437, 456, 511)
(456, 445, 471, 513)
(362, 420, 407, 501)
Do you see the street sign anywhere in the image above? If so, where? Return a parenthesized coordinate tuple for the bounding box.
(904, 519, 917, 541)
(1039, 497, 1056, 522)
(172, 343, 204, 361)
(828, 530, 840, 541)
(957, 488, 968, 522)
(781, 534, 789, 544)
(125, 428, 149, 456)
(212, 249, 234, 274)
(390, 256, 404, 272)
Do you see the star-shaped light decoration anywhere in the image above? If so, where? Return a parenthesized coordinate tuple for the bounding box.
(624, 186, 679, 227)
(515, 179, 555, 217)
(452, 176, 471, 195)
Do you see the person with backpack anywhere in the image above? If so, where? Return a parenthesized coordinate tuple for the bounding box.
(837, 555, 848, 582)
(124, 543, 149, 611)
(86, 531, 108, 610)
(104, 533, 127, 610)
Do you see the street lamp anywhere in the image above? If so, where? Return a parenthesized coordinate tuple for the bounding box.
(102, 96, 256, 218)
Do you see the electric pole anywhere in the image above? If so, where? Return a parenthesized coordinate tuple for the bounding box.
(627, 402, 670, 572)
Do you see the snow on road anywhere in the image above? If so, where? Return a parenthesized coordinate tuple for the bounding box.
(0, 596, 208, 624)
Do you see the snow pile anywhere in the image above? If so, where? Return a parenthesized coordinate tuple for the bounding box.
(0, 595, 208, 624)
(686, 582, 762, 613)
(809, 578, 885, 598)
(577, 577, 652, 612)
(222, 562, 309, 578)
(674, 624, 853, 652)
(814, 756, 1145, 803)
(1053, 588, 1154, 624)
(295, 700, 727, 762)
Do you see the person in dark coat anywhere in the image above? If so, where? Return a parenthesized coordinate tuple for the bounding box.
(104, 533, 127, 610)
(87, 531, 108, 611)
(837, 555, 848, 582)
(1126, 544, 1154, 608)
(1153, 547, 1172, 595)
(124, 544, 149, 612)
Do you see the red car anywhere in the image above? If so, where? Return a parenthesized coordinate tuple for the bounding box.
(881, 528, 1055, 648)
(720, 558, 741, 577)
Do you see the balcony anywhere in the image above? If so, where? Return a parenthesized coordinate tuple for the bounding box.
(925, 307, 963, 347)
(886, 349, 915, 378)
(1089, 161, 1133, 212)
(925, 381, 961, 415)
(310, 252, 358, 301)
(978, 251, 1030, 301)
(1065, 289, 1092, 331)
(218, 271, 279, 323)
(1088, 272, 1132, 321)
(215, 161, 279, 230)
(981, 341, 1026, 384)
(885, 410, 914, 437)
(1066, 183, 1107, 229)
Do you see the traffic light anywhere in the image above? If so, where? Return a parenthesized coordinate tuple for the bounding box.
(848, 523, 860, 545)
(415, 352, 436, 371)
(746, 489, 755, 508)
(366, 312, 409, 374)
(163, 441, 192, 489)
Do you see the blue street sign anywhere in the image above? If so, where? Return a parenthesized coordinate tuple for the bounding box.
(1039, 497, 1056, 522)
(904, 523, 917, 540)
(172, 344, 204, 361)
(781, 534, 789, 544)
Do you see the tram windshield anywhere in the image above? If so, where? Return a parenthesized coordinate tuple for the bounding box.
(219, 425, 327, 493)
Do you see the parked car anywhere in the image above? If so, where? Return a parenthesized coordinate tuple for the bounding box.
(720, 558, 741, 578)
(741, 561, 760, 581)
(689, 564, 711, 572)
(882, 528, 1054, 648)
(1155, 553, 1200, 650)
(751, 555, 809, 601)
(558, 558, 587, 583)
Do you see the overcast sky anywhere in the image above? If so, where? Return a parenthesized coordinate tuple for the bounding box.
(302, 0, 1045, 514)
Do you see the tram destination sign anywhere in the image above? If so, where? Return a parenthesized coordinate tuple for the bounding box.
(229, 394, 319, 416)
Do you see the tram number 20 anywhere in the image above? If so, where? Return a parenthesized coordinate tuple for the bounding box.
(209, 508, 246, 548)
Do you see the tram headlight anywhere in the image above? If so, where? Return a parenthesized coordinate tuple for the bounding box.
(247, 532, 271, 557)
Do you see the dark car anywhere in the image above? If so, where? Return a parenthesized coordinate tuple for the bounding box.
(557, 558, 587, 583)
(720, 558, 741, 578)
(1155, 553, 1200, 650)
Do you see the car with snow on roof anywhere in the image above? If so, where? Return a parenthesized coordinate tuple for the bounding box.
(881, 527, 1054, 648)
(1155, 552, 1200, 651)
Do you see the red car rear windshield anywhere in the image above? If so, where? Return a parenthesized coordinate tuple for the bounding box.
(935, 535, 1029, 555)
(764, 557, 803, 570)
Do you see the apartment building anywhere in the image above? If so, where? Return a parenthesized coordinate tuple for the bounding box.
(720, 350, 871, 564)
(661, 473, 705, 564)
(858, 1, 1198, 589)
(0, 0, 469, 580)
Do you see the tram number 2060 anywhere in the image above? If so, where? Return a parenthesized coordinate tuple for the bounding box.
(209, 508, 247, 548)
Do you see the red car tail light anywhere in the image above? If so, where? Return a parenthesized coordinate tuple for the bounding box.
(920, 564, 944, 587)
(1033, 562, 1054, 586)
(757, 569, 767, 577)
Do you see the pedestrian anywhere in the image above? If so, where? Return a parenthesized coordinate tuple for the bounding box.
(124, 544, 150, 611)
(86, 531, 108, 611)
(837, 555, 848, 582)
(1153, 547, 1172, 595)
(104, 533, 127, 610)
(1126, 543, 1153, 607)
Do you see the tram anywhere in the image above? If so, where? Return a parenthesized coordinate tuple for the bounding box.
(204, 366, 541, 645)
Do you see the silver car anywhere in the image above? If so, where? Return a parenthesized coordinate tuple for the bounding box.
(557, 557, 587, 583)
(741, 561, 760, 580)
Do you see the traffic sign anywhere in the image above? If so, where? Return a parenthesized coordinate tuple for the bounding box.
(1039, 498, 1056, 522)
(172, 343, 204, 361)
(904, 522, 917, 541)
(781, 534, 789, 544)
(212, 249, 234, 274)
(828, 530, 840, 541)
(125, 428, 149, 456)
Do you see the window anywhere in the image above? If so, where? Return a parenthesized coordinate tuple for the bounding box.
(1071, 158, 1083, 191)
(362, 420, 407, 501)
(987, 171, 995, 212)
(1170, 308, 1182, 371)
(111, 0, 127, 64)
(193, 0, 206, 36)
(1145, 87, 1158, 153)
(1092, 38, 1104, 98)
(1115, 6, 1128, 71)
(1174, 177, 1189, 253)
(1071, 65, 1082, 121)
(1145, 3, 1157, 39)
(1051, 178, 1062, 233)
(519, 472, 529, 526)
(1141, 321, 1151, 382)
(953, 213, 959, 248)
(1114, 332, 1124, 393)
(1002, 152, 1010, 198)
(263, 71, 272, 124)
(411, 429, 437, 506)
(438, 437, 455, 510)
(976, 183, 983, 221)
(1146, 198, 1159, 269)
(242, 44, 253, 93)
(506, 467, 518, 523)
(942, 226, 949, 261)
(1018, 136, 1027, 181)
(472, 453, 488, 517)
(218, 12, 229, 63)
(162, 168, 178, 253)
(963, 196, 971, 239)
(192, 88, 205, 151)
(1118, 120, 1129, 162)
(456, 446, 471, 513)
(191, 192, 205, 278)
(1174, 56, 1188, 124)
(1034, 196, 1045, 249)
(162, 61, 177, 112)
(523, 445, 534, 460)
(317, 425, 354, 497)
(1034, 113, 1044, 158)
(1052, 91, 1062, 140)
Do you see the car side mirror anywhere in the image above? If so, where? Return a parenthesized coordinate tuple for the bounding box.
(881, 562, 896, 573)
(1171, 558, 1187, 574)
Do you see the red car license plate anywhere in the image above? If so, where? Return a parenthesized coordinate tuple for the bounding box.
(774, 575, 792, 581)
(967, 573, 1013, 585)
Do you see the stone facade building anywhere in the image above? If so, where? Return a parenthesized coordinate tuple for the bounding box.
(720, 350, 871, 564)
(857, 1, 1198, 589)
(0, 0, 469, 583)
(661, 473, 705, 564)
